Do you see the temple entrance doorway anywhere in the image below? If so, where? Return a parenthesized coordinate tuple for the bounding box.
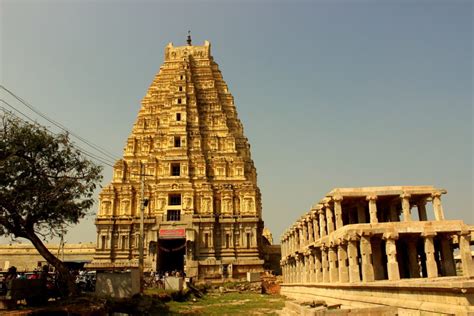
(157, 238, 186, 274)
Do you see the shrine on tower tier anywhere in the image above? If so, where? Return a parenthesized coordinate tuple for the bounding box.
(91, 38, 264, 279)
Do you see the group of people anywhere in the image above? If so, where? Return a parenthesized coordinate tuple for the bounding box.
(148, 270, 186, 288)
(3, 265, 50, 281)
(0, 265, 51, 295)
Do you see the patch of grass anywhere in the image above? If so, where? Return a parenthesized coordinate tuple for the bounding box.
(167, 292, 285, 315)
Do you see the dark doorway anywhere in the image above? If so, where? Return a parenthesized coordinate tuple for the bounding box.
(158, 238, 186, 274)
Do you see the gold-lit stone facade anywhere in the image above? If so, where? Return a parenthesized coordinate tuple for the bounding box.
(93, 40, 264, 279)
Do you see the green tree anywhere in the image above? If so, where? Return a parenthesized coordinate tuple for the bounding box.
(0, 113, 103, 295)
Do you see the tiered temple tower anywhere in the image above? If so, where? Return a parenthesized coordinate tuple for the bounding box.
(93, 38, 264, 279)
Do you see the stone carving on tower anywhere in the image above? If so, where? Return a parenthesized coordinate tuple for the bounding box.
(92, 36, 264, 279)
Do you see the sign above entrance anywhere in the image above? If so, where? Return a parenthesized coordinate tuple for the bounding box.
(159, 228, 185, 239)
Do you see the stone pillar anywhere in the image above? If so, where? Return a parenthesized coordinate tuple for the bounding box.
(288, 234, 293, 254)
(423, 232, 438, 278)
(328, 245, 339, 282)
(389, 203, 399, 222)
(337, 241, 349, 283)
(294, 229, 299, 252)
(366, 195, 378, 224)
(315, 249, 323, 282)
(308, 251, 315, 283)
(299, 226, 305, 251)
(347, 236, 361, 283)
(333, 195, 344, 230)
(301, 254, 307, 283)
(357, 203, 367, 224)
(407, 238, 420, 278)
(288, 262, 293, 283)
(417, 200, 428, 221)
(360, 234, 375, 282)
(371, 238, 385, 280)
(383, 232, 400, 281)
(400, 193, 412, 222)
(302, 222, 308, 247)
(313, 213, 320, 240)
(325, 204, 335, 234)
(439, 237, 456, 276)
(307, 218, 314, 244)
(295, 256, 301, 283)
(459, 232, 474, 277)
(319, 209, 327, 237)
(431, 192, 445, 221)
(321, 246, 330, 282)
(282, 263, 286, 282)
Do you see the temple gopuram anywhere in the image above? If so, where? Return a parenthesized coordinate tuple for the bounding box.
(280, 186, 474, 315)
(91, 36, 264, 279)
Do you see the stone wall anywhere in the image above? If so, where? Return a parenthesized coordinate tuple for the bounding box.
(0, 242, 95, 272)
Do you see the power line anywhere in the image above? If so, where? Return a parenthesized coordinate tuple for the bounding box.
(0, 85, 119, 162)
(0, 105, 115, 168)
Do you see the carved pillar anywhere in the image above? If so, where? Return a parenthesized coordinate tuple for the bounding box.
(407, 238, 420, 278)
(360, 234, 375, 282)
(389, 203, 399, 222)
(357, 203, 367, 224)
(459, 232, 474, 277)
(417, 200, 428, 221)
(333, 195, 344, 230)
(328, 245, 339, 282)
(321, 246, 330, 282)
(312, 213, 320, 240)
(439, 237, 456, 276)
(302, 222, 308, 247)
(423, 232, 438, 278)
(299, 226, 305, 252)
(308, 251, 315, 283)
(307, 218, 314, 244)
(337, 241, 349, 283)
(347, 235, 361, 283)
(371, 237, 385, 280)
(383, 232, 400, 281)
(315, 249, 323, 282)
(319, 209, 327, 237)
(295, 256, 301, 283)
(325, 204, 335, 234)
(366, 195, 378, 224)
(281, 263, 286, 282)
(400, 192, 412, 222)
(431, 192, 445, 221)
(301, 254, 307, 283)
(286, 235, 293, 255)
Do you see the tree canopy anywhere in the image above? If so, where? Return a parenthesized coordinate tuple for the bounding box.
(0, 112, 103, 294)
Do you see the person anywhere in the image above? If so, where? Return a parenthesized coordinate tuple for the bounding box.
(4, 266, 17, 283)
(4, 266, 18, 296)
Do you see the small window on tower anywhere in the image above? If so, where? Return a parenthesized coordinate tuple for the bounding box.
(167, 210, 181, 221)
(174, 136, 181, 147)
(179, 86, 183, 92)
(176, 113, 181, 121)
(180, 75, 184, 80)
(177, 98, 182, 104)
(169, 194, 181, 206)
(171, 163, 181, 176)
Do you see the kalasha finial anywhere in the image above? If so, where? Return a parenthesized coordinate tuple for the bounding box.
(187, 30, 192, 46)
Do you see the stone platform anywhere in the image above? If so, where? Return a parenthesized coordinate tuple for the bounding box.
(281, 276, 474, 315)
